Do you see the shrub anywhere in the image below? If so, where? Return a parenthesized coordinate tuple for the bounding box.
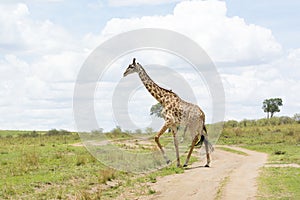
(46, 129, 59, 136)
(256, 118, 269, 126)
(274, 150, 286, 155)
(268, 117, 280, 125)
(234, 127, 243, 136)
(46, 129, 71, 136)
(279, 116, 294, 124)
(91, 128, 104, 135)
(98, 168, 116, 184)
(135, 129, 142, 134)
(145, 127, 154, 134)
(238, 119, 256, 127)
(225, 120, 238, 128)
(106, 126, 131, 139)
(76, 155, 87, 166)
(293, 113, 300, 123)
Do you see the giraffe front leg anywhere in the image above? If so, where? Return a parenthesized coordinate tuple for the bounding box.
(171, 127, 181, 167)
(155, 124, 170, 164)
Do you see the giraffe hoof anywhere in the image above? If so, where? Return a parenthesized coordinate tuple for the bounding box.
(166, 160, 171, 165)
(204, 164, 210, 167)
(183, 164, 188, 167)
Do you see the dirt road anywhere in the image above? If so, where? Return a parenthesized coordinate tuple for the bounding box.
(141, 146, 268, 200)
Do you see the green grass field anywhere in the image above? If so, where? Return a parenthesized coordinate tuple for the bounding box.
(218, 121, 300, 199)
(0, 119, 299, 199)
(0, 129, 187, 199)
(0, 131, 107, 199)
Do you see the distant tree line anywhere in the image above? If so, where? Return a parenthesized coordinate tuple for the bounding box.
(17, 129, 72, 138)
(45, 129, 72, 136)
(224, 115, 300, 128)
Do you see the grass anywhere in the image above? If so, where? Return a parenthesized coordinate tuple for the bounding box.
(1, 121, 299, 199)
(0, 129, 197, 199)
(245, 144, 300, 165)
(0, 130, 40, 137)
(218, 122, 300, 200)
(98, 168, 117, 184)
(218, 123, 300, 164)
(215, 175, 231, 200)
(258, 167, 300, 200)
(0, 132, 107, 199)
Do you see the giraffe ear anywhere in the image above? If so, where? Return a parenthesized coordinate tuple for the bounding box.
(133, 58, 136, 65)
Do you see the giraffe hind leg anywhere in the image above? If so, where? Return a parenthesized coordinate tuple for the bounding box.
(204, 137, 214, 167)
(180, 126, 188, 143)
(183, 134, 199, 167)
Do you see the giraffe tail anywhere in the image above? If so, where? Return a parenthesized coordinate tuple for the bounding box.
(204, 138, 214, 152)
(195, 135, 205, 147)
(195, 126, 214, 152)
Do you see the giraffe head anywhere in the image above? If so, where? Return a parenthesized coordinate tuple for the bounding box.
(123, 58, 140, 77)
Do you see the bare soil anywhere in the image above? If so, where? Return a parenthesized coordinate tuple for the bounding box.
(139, 146, 268, 200)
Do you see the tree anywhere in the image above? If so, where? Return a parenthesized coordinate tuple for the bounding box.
(145, 127, 154, 134)
(293, 113, 300, 123)
(150, 103, 163, 118)
(111, 126, 122, 134)
(262, 98, 283, 118)
(91, 128, 104, 135)
(135, 129, 142, 134)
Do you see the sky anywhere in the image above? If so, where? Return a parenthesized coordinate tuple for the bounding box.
(0, 0, 299, 131)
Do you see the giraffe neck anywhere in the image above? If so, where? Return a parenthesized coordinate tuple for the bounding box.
(137, 66, 169, 105)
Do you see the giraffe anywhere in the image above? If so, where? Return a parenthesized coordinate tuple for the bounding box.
(123, 58, 213, 167)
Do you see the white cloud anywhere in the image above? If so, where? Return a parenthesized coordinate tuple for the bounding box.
(97, 0, 295, 126)
(108, 0, 183, 7)
(0, 52, 80, 130)
(102, 0, 282, 64)
(0, 3, 77, 55)
(78, 0, 298, 129)
(0, 1, 298, 131)
(221, 49, 300, 120)
(0, 3, 87, 130)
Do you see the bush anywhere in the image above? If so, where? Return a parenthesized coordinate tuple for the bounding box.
(274, 150, 286, 155)
(111, 126, 122, 135)
(46, 129, 59, 136)
(76, 155, 88, 166)
(46, 129, 71, 136)
(268, 117, 280, 125)
(279, 116, 294, 124)
(91, 128, 104, 135)
(21, 131, 39, 138)
(106, 126, 131, 139)
(98, 168, 116, 184)
(256, 118, 269, 126)
(238, 119, 256, 127)
(145, 127, 154, 134)
(225, 116, 297, 127)
(224, 120, 238, 128)
(135, 129, 142, 134)
(293, 113, 300, 123)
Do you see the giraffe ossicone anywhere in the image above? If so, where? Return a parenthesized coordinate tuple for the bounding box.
(123, 58, 213, 167)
